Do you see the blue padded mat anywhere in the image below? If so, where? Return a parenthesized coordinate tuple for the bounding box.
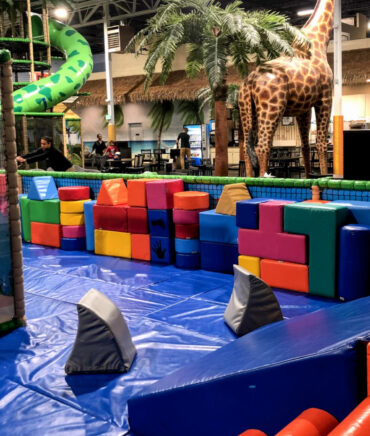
(0, 244, 342, 435)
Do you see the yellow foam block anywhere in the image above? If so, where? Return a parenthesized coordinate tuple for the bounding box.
(215, 183, 251, 216)
(238, 255, 260, 277)
(60, 200, 88, 214)
(95, 229, 131, 258)
(60, 212, 85, 226)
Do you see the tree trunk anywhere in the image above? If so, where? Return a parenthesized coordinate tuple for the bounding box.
(214, 84, 228, 177)
(19, 10, 25, 38)
(0, 13, 4, 37)
(238, 111, 245, 162)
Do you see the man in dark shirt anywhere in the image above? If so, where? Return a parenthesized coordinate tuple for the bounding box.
(16, 136, 72, 171)
(92, 133, 106, 156)
(176, 127, 191, 169)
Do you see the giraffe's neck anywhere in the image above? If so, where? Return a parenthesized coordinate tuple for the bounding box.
(303, 0, 334, 54)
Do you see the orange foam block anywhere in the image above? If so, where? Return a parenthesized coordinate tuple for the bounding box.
(239, 431, 267, 436)
(127, 179, 155, 207)
(328, 397, 370, 435)
(303, 200, 330, 204)
(31, 222, 61, 247)
(260, 259, 309, 293)
(97, 179, 128, 206)
(131, 233, 151, 261)
(276, 408, 338, 436)
(173, 191, 209, 210)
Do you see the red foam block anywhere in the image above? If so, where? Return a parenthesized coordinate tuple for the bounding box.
(58, 186, 90, 201)
(259, 200, 294, 233)
(175, 224, 199, 239)
(146, 180, 184, 209)
(93, 204, 128, 232)
(173, 208, 207, 225)
(128, 207, 148, 234)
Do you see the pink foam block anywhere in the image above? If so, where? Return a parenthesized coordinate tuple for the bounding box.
(259, 200, 294, 233)
(61, 225, 86, 238)
(146, 179, 184, 210)
(173, 208, 208, 225)
(239, 228, 307, 264)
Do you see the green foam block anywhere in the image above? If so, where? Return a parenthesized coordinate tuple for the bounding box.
(29, 199, 60, 224)
(20, 196, 31, 242)
(284, 203, 349, 298)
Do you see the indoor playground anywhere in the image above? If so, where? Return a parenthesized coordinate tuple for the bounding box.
(1, 0, 370, 436)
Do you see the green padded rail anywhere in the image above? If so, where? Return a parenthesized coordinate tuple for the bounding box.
(29, 199, 60, 224)
(0, 37, 50, 47)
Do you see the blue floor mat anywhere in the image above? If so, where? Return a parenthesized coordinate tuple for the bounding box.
(0, 244, 342, 435)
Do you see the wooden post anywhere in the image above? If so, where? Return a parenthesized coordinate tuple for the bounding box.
(42, 0, 51, 72)
(26, 0, 34, 81)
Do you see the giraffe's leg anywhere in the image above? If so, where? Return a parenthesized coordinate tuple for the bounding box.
(296, 110, 312, 178)
(255, 117, 283, 177)
(239, 83, 255, 177)
(315, 98, 332, 175)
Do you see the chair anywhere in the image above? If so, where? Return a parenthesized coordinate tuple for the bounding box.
(125, 154, 145, 174)
(141, 150, 152, 163)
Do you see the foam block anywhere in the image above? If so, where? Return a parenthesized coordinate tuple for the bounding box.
(200, 241, 238, 274)
(29, 199, 60, 224)
(148, 209, 172, 237)
(150, 236, 174, 264)
(60, 212, 85, 226)
(238, 255, 260, 277)
(93, 204, 128, 232)
(284, 203, 349, 297)
(199, 209, 238, 244)
(20, 196, 31, 242)
(260, 259, 309, 293)
(332, 200, 370, 225)
(97, 179, 128, 206)
(27, 176, 58, 200)
(236, 198, 273, 229)
(175, 252, 200, 269)
(146, 179, 183, 210)
(61, 225, 86, 239)
(303, 200, 330, 204)
(61, 237, 86, 251)
(58, 186, 90, 201)
(173, 208, 207, 225)
(276, 408, 338, 436)
(60, 200, 88, 214)
(239, 229, 307, 264)
(338, 225, 370, 301)
(131, 234, 151, 261)
(259, 200, 293, 233)
(83, 200, 97, 251)
(175, 238, 200, 254)
(175, 224, 199, 239)
(215, 183, 251, 216)
(127, 179, 155, 207)
(95, 229, 131, 258)
(128, 207, 148, 234)
(173, 191, 209, 210)
(31, 222, 61, 247)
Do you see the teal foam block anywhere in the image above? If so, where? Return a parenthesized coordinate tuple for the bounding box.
(199, 209, 238, 244)
(27, 176, 58, 201)
(175, 238, 199, 254)
(83, 200, 97, 251)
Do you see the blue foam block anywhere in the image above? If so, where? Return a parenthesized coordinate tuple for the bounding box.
(150, 236, 174, 264)
(148, 209, 172, 237)
(338, 224, 370, 301)
(199, 209, 238, 244)
(60, 237, 86, 251)
(236, 198, 272, 229)
(83, 200, 96, 251)
(175, 253, 200, 269)
(332, 200, 370, 225)
(175, 238, 199, 254)
(200, 241, 238, 274)
(27, 176, 58, 201)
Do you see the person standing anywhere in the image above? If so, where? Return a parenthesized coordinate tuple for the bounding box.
(92, 133, 106, 156)
(176, 127, 191, 169)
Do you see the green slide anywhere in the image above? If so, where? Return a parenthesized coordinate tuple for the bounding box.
(12, 16, 93, 113)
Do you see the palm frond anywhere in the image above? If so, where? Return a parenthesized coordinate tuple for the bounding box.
(203, 32, 228, 90)
(177, 100, 204, 125)
(185, 44, 204, 78)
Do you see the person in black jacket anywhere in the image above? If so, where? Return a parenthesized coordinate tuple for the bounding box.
(176, 127, 191, 169)
(16, 136, 73, 171)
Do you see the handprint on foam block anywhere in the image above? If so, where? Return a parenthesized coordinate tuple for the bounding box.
(151, 219, 165, 229)
(152, 240, 167, 259)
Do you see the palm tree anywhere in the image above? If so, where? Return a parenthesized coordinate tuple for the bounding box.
(177, 100, 204, 126)
(102, 104, 124, 129)
(149, 100, 174, 149)
(126, 0, 307, 176)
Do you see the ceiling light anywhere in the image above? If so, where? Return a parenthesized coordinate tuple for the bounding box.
(297, 9, 314, 16)
(368, 21, 370, 30)
(367, 78, 370, 83)
(55, 8, 68, 19)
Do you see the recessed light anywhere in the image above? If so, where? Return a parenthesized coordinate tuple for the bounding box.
(297, 9, 314, 16)
(367, 78, 370, 83)
(55, 8, 68, 19)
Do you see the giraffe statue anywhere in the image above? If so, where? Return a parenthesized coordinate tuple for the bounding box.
(239, 0, 334, 177)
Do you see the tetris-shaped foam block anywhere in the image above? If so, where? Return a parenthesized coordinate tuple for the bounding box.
(131, 233, 151, 261)
(128, 207, 148, 234)
(148, 209, 172, 237)
(61, 237, 86, 251)
(215, 183, 251, 216)
(236, 198, 273, 229)
(97, 179, 128, 206)
(93, 204, 128, 232)
(27, 176, 58, 200)
(199, 209, 238, 244)
(284, 203, 349, 297)
(150, 236, 174, 264)
(200, 241, 238, 274)
(60, 200, 88, 214)
(61, 225, 86, 238)
(58, 186, 90, 201)
(259, 200, 294, 233)
(127, 179, 155, 207)
(20, 196, 31, 242)
(83, 200, 96, 251)
(29, 199, 60, 224)
(173, 191, 209, 211)
(175, 238, 200, 254)
(175, 224, 199, 239)
(338, 224, 370, 301)
(60, 212, 85, 226)
(31, 222, 61, 247)
(175, 252, 200, 269)
(95, 229, 131, 258)
(260, 259, 309, 293)
(332, 200, 370, 225)
(146, 179, 183, 209)
(173, 208, 206, 225)
(238, 255, 260, 277)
